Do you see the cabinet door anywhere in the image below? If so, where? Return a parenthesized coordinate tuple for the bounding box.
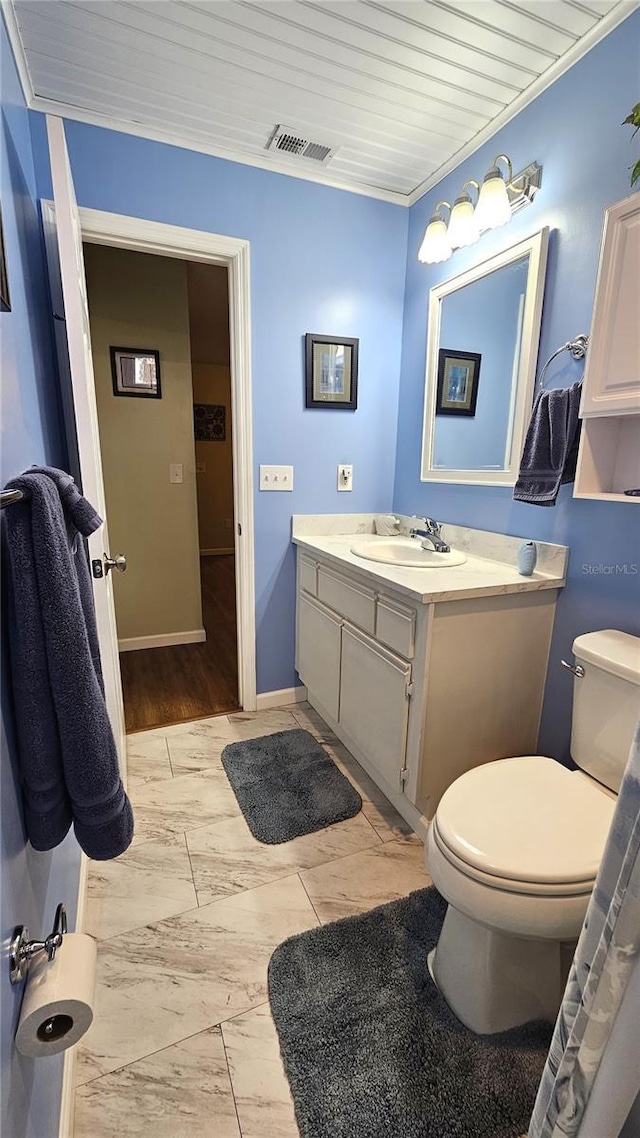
(296, 593, 341, 721)
(581, 194, 640, 416)
(339, 623, 411, 790)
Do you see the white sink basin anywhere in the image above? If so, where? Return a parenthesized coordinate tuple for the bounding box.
(350, 538, 467, 569)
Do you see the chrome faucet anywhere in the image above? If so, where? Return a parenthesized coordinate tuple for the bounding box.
(409, 517, 450, 554)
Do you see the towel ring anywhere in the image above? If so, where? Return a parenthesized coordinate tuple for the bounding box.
(538, 334, 589, 391)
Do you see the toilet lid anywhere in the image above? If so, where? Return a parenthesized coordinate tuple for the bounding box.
(436, 756, 615, 886)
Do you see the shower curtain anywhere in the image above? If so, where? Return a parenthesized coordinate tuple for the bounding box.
(529, 721, 640, 1138)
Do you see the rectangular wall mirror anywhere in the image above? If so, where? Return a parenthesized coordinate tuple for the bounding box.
(421, 228, 549, 486)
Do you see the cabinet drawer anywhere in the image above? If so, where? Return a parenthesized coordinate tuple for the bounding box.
(317, 566, 376, 633)
(298, 554, 317, 596)
(376, 596, 415, 659)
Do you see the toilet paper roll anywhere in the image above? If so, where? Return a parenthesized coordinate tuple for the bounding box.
(15, 933, 97, 1058)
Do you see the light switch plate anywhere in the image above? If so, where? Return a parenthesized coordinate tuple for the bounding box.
(169, 463, 183, 484)
(260, 465, 294, 491)
(337, 464, 353, 491)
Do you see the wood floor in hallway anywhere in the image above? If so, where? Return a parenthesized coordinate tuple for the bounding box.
(120, 554, 239, 733)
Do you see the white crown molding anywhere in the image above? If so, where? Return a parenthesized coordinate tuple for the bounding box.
(1, 0, 34, 103)
(28, 94, 410, 207)
(407, 0, 640, 207)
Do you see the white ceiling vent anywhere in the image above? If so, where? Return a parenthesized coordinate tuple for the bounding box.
(266, 124, 336, 165)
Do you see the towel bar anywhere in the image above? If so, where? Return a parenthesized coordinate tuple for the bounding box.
(1, 489, 24, 509)
(538, 334, 589, 391)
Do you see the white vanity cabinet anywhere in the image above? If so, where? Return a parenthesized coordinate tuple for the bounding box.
(295, 546, 560, 839)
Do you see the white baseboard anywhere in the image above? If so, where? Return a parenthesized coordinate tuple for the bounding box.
(256, 685, 307, 710)
(118, 628, 206, 652)
(200, 547, 235, 557)
(58, 853, 89, 1138)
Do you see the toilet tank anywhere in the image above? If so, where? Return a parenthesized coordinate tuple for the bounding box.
(571, 630, 640, 792)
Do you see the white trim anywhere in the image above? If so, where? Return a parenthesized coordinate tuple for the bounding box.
(4, 0, 636, 208)
(118, 628, 206, 652)
(30, 95, 405, 205)
(58, 852, 89, 1138)
(256, 686, 307, 710)
(200, 547, 235, 557)
(43, 197, 257, 710)
(420, 227, 549, 487)
(407, 1, 640, 206)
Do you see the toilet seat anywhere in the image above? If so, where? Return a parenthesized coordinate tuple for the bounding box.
(434, 755, 615, 894)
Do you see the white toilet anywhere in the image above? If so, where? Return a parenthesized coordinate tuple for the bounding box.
(426, 629, 640, 1035)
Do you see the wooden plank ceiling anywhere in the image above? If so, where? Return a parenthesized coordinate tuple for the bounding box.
(11, 0, 629, 201)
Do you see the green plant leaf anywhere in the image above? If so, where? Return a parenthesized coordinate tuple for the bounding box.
(631, 158, 640, 187)
(622, 102, 640, 140)
(622, 102, 640, 127)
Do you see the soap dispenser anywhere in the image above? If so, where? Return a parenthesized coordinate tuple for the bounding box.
(517, 541, 537, 576)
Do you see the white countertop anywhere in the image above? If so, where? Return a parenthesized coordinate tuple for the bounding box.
(292, 531, 567, 605)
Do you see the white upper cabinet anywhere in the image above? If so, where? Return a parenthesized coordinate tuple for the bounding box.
(581, 193, 640, 417)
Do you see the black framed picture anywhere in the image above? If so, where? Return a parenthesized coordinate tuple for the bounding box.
(111, 346, 161, 398)
(305, 333, 358, 410)
(436, 349, 481, 417)
(0, 208, 10, 313)
(194, 403, 226, 441)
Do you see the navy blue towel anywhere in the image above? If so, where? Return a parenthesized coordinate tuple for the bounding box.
(513, 382, 582, 507)
(3, 467, 133, 859)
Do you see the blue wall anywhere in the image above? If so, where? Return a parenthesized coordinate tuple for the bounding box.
(30, 118, 409, 695)
(434, 255, 528, 471)
(1, 16, 81, 1138)
(394, 10, 640, 763)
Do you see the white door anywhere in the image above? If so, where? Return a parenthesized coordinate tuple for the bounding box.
(44, 115, 127, 781)
(339, 623, 411, 791)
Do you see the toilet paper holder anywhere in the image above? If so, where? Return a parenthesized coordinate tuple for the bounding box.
(9, 903, 67, 985)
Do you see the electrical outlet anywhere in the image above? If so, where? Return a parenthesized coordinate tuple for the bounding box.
(337, 464, 353, 491)
(260, 465, 294, 491)
(169, 463, 183, 484)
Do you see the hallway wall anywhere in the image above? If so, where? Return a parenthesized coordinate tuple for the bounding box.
(84, 243, 203, 647)
(192, 363, 234, 554)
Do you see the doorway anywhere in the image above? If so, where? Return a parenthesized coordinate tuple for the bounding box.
(83, 243, 240, 732)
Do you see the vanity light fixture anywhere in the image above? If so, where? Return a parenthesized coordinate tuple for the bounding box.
(447, 181, 480, 249)
(418, 201, 452, 264)
(418, 156, 543, 264)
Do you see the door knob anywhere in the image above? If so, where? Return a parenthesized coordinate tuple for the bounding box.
(104, 553, 127, 575)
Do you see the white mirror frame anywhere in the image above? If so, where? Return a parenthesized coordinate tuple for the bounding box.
(420, 227, 549, 486)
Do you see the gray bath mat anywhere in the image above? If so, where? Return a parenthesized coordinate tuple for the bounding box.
(221, 728, 362, 844)
(269, 887, 552, 1138)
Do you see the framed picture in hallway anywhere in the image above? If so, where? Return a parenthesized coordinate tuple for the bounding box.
(435, 348, 481, 417)
(194, 403, 226, 441)
(305, 333, 359, 410)
(111, 346, 162, 398)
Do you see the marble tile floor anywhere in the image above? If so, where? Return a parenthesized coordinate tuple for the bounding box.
(74, 702, 430, 1138)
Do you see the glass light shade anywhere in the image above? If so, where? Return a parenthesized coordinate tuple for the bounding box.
(447, 195, 479, 248)
(475, 170, 512, 230)
(417, 216, 451, 264)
